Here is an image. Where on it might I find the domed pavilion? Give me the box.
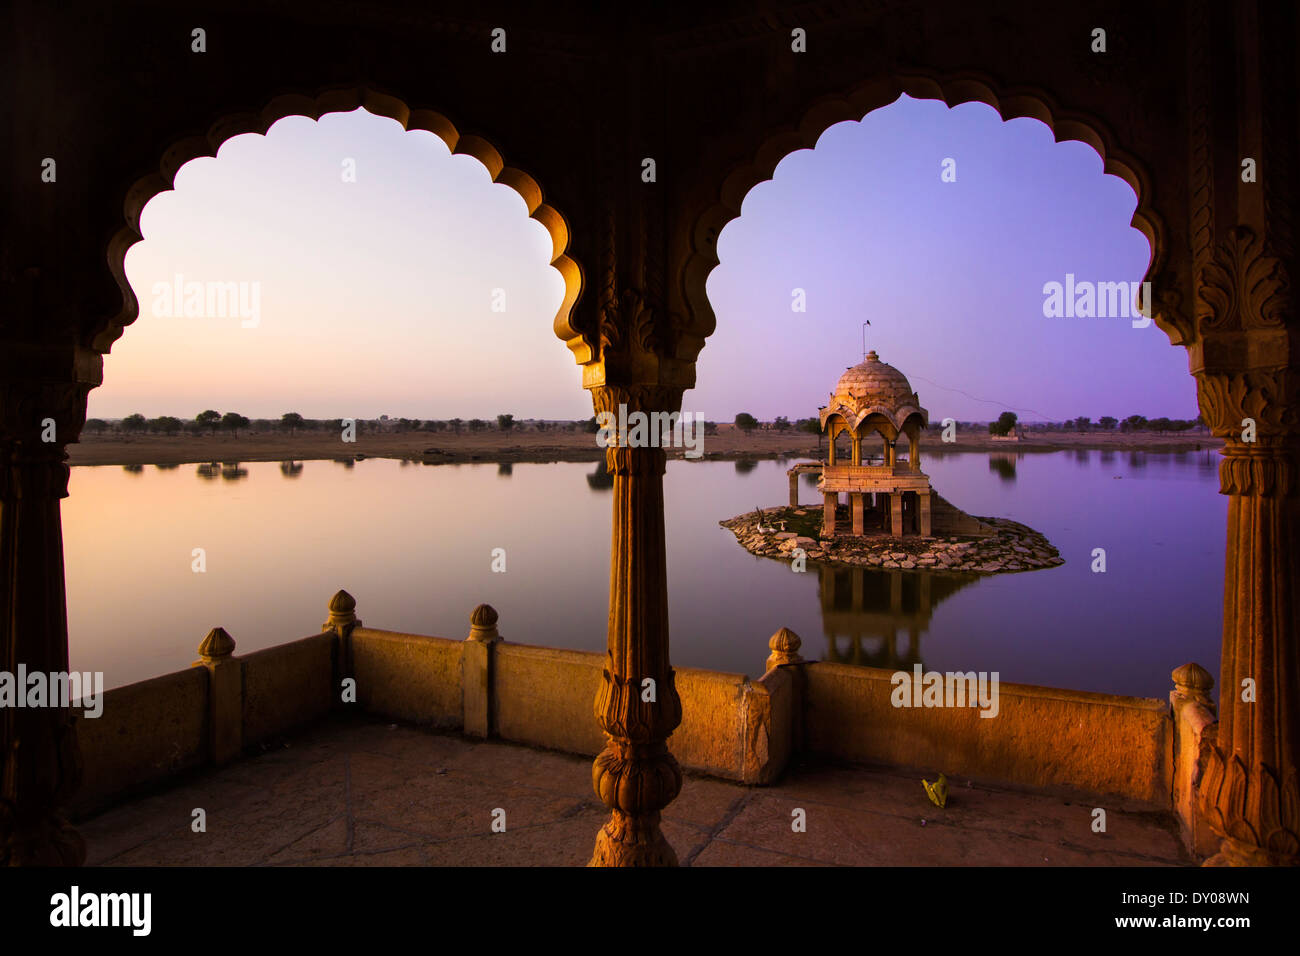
[818,350,933,537]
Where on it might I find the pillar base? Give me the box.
[1202,835,1299,867]
[1,814,86,867]
[589,810,679,867]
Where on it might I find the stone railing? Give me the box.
[824,463,924,480]
[68,589,1219,860]
[828,463,894,478]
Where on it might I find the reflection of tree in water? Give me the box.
[987,452,1018,483]
[816,564,977,670]
[196,461,220,480]
[154,463,179,471]
[123,464,143,474]
[280,460,304,478]
[735,458,758,475]
[1128,451,1146,470]
[333,457,355,469]
[1100,450,1116,465]
[220,461,248,481]
[498,462,513,477]
[586,458,614,490]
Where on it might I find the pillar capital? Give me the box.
[0,342,102,447]
[589,381,686,418]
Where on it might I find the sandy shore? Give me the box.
[66,427,1223,467]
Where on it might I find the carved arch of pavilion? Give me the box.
[97,86,585,359]
[679,71,1188,363]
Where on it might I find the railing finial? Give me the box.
[468,604,501,643]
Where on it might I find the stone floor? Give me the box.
[79,715,1195,866]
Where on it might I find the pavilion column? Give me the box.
[851,434,861,466]
[587,385,683,867]
[823,492,837,536]
[0,360,96,866]
[851,493,864,534]
[1183,1,1300,865]
[919,491,932,537]
[1197,437,1300,866]
[890,492,903,536]
[788,471,798,507]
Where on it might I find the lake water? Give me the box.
[63,450,1226,700]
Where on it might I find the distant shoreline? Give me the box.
[66,428,1224,467]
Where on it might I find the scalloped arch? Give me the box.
[681,71,1179,364]
[95,86,584,359]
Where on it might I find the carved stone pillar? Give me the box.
[1196,427,1300,865]
[851,493,864,535]
[0,355,98,866]
[1182,0,1300,865]
[588,386,683,867]
[822,492,837,536]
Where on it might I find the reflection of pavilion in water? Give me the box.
[817,563,977,669]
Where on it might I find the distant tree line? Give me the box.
[1042,414,1205,433]
[80,410,1207,439]
[82,412,614,437]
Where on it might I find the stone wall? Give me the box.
[72,667,208,818]
[71,630,336,817]
[805,662,1172,804]
[70,598,1210,853]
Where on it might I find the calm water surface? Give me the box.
[63,450,1226,699]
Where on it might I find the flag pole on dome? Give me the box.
[862,320,871,360]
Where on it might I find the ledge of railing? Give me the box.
[72,591,1186,843]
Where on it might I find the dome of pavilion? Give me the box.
[819,350,928,432]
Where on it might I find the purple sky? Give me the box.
[95,96,1196,423]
